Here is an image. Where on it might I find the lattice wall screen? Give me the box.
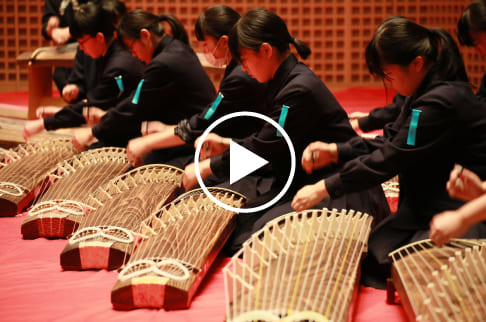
[0,0,483,91]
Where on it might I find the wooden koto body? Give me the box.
[21,148,131,239]
[111,188,247,310]
[0,138,75,217]
[388,239,486,321]
[60,164,184,271]
[224,208,373,322]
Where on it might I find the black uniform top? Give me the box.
[358,94,405,132]
[64,47,101,103]
[210,54,357,191]
[174,59,268,144]
[92,36,216,146]
[326,69,486,229]
[476,72,486,104]
[44,41,144,131]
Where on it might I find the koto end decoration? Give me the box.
[111,187,247,310]
[60,164,184,271]
[21,147,131,239]
[0,138,75,217]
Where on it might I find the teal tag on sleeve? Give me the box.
[115,75,124,92]
[204,92,224,120]
[406,108,421,146]
[131,79,144,104]
[276,105,289,137]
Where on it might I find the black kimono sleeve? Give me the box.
[91,63,176,143]
[326,96,457,198]
[176,65,266,143]
[65,47,90,101]
[358,94,405,132]
[44,45,143,131]
[209,83,323,180]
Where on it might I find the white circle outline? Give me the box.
[194,111,296,213]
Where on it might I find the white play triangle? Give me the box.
[229,140,269,185]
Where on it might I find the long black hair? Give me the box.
[228,8,311,62]
[69,0,126,40]
[458,0,486,46]
[194,5,240,41]
[365,16,468,83]
[117,10,188,46]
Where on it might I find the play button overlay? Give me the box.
[229,140,268,184]
[194,111,295,214]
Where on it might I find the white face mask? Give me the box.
[203,38,227,67]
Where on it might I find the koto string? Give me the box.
[33,148,128,204]
[134,190,242,278]
[116,188,245,304]
[390,239,486,321]
[28,148,130,220]
[0,139,74,202]
[0,145,64,194]
[69,165,183,261]
[224,208,372,321]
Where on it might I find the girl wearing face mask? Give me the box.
[182,8,390,255]
[71,9,216,152]
[125,5,268,169]
[23,0,144,140]
[291,16,486,288]
[458,0,486,102]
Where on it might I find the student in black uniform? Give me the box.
[458,0,486,102]
[40,0,127,108]
[42,0,84,92]
[182,8,390,254]
[23,0,143,140]
[71,10,216,152]
[125,5,267,169]
[291,16,486,288]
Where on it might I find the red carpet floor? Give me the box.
[0,88,406,321]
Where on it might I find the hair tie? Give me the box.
[290,37,296,44]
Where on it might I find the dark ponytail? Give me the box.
[194,5,240,41]
[117,10,188,46]
[229,8,311,62]
[365,16,468,83]
[159,14,189,45]
[457,0,486,46]
[290,37,311,59]
[429,28,469,82]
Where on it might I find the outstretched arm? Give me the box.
[194,133,231,160]
[447,165,486,202]
[182,158,213,191]
[126,125,179,167]
[301,142,338,174]
[291,179,329,211]
[430,193,486,246]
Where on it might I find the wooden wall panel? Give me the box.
[0,0,482,92]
